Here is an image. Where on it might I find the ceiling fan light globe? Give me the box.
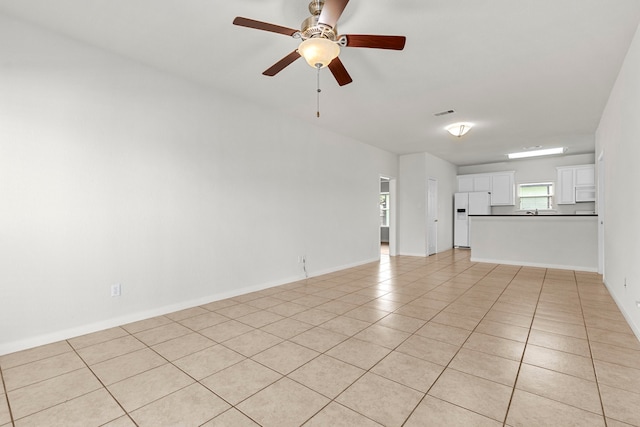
[298,38,340,68]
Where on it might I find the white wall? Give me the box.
[426,153,458,252]
[458,153,596,214]
[0,15,398,354]
[398,154,427,256]
[398,153,457,256]
[596,23,640,338]
[470,216,598,271]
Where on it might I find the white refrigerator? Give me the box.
[454,192,491,248]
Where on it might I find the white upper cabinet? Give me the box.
[556,167,576,204]
[457,171,515,206]
[458,176,475,192]
[575,165,595,186]
[490,173,515,206]
[556,164,595,204]
[474,175,492,192]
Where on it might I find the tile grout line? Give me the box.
[88,325,249,426]
[67,337,142,427]
[237,254,494,426]
[128,279,376,426]
[315,257,501,427]
[433,264,541,426]
[500,266,547,427]
[0,362,16,427]
[236,261,438,426]
[574,270,610,426]
[506,271,613,423]
[201,257,426,427]
[399,262,523,426]
[289,262,613,426]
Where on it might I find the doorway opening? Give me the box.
[380,176,397,257]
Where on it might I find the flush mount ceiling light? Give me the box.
[508,147,566,159]
[446,122,473,137]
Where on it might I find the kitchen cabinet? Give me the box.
[458,175,490,192]
[490,173,515,206]
[457,171,515,206]
[575,165,595,186]
[458,176,475,192]
[556,164,595,204]
[556,167,576,204]
[474,175,492,192]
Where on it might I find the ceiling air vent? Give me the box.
[434,109,456,117]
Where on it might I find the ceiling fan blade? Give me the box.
[233,17,298,37]
[328,57,353,86]
[318,0,349,29]
[263,51,301,76]
[344,34,406,50]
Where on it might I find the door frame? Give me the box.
[426,177,438,256]
[379,175,397,257]
[597,151,605,275]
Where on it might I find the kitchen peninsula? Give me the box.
[469,214,598,272]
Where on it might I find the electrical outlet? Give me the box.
[636,301,640,309]
[111,284,121,297]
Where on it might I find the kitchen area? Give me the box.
[454,153,599,272]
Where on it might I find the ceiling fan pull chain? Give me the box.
[316,65,321,118]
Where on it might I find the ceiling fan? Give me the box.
[233,0,406,86]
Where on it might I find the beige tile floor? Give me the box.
[2,249,640,426]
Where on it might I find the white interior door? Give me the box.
[427,178,438,255]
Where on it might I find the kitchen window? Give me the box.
[519,182,553,210]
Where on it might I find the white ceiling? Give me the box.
[1,0,639,165]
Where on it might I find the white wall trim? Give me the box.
[389,177,398,257]
[470,256,598,273]
[0,275,294,356]
[0,256,380,356]
[603,280,640,342]
[309,257,381,277]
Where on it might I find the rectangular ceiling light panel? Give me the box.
[508,147,566,159]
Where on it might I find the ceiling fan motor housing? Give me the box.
[302,0,338,41]
[308,0,324,16]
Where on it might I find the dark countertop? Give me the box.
[469,214,598,217]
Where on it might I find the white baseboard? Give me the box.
[0,257,381,356]
[470,256,598,273]
[602,279,640,343]
[307,257,381,277]
[0,273,305,356]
